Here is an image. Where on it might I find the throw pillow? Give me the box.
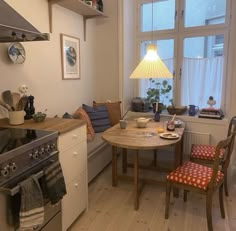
[93,101,121,126]
[82,104,111,133]
[72,107,95,141]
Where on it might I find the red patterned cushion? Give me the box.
[73,107,95,141]
[191,144,225,160]
[167,161,224,190]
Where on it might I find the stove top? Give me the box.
[0,127,59,186]
[0,127,56,155]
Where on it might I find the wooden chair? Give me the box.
[165,133,235,231]
[190,116,236,196]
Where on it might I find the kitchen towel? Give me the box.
[19,176,44,230]
[44,160,67,204]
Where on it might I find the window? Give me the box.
[137,0,230,109]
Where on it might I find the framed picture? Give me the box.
[61,34,80,80]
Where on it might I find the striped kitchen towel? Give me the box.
[44,161,67,204]
[19,176,44,230]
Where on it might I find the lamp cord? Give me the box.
[151,0,154,44]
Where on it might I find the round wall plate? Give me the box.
[8,42,26,64]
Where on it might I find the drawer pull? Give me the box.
[73,152,78,156]
[74,183,79,187]
[72,134,78,139]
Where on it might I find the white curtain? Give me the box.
[181,56,224,109]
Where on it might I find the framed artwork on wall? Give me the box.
[61,34,80,80]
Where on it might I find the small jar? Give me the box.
[167,121,175,131]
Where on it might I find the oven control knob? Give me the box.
[30,150,39,160]
[39,147,45,157]
[44,144,50,154]
[9,163,17,172]
[1,166,9,177]
[50,143,56,150]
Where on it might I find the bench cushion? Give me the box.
[83,104,111,133]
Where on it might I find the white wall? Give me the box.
[118,0,137,115]
[94,0,119,102]
[0,0,119,118]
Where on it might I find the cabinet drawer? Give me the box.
[59,125,86,152]
[62,171,88,231]
[60,141,87,183]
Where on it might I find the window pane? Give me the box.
[141,0,175,32]
[181,35,224,108]
[139,39,174,107]
[184,0,226,28]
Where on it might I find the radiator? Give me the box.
[183,131,211,156]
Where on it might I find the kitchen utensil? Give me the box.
[0,100,12,111]
[8,110,25,125]
[12,92,21,109]
[16,96,28,111]
[2,90,14,110]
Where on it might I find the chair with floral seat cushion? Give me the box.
[165,134,235,231]
[190,116,236,196]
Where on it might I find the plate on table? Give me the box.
[160,132,179,140]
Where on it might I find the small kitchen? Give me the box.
[1,0,236,231]
[0,0,117,230]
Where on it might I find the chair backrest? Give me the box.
[227,116,236,137]
[209,133,236,189]
[224,116,236,169]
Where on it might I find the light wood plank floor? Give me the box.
[69,157,236,231]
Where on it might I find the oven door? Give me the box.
[0,156,62,231]
[0,192,61,231]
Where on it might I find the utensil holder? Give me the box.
[8,111,25,125]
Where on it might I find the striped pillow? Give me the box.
[93,101,121,126]
[82,104,111,133]
[72,107,95,141]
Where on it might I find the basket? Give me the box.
[167,106,187,115]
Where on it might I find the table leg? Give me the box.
[122,148,127,173]
[173,139,182,197]
[134,150,139,210]
[112,146,118,186]
[153,149,157,167]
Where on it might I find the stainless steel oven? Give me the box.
[0,128,62,231]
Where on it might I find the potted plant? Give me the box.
[146,78,172,111]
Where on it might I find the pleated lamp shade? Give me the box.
[130,44,173,79]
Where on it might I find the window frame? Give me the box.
[136,0,231,109]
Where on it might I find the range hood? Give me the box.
[0,0,49,43]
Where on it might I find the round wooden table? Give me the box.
[102,119,185,210]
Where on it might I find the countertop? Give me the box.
[0,117,85,134]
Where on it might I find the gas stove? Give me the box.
[0,127,58,187]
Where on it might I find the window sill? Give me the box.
[126,110,228,126]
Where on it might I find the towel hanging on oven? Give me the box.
[19,175,44,230]
[43,160,67,204]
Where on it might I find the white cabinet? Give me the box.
[58,125,88,231]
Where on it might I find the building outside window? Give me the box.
[137,0,230,109]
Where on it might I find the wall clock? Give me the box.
[8,42,26,64]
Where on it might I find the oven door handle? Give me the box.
[0,170,44,196]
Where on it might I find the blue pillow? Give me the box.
[82,104,111,133]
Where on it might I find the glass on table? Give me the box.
[156,120,165,133]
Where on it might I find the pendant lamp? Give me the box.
[130,1,173,79]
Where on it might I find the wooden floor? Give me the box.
[69,157,236,231]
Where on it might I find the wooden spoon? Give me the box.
[12,92,21,110]
[0,100,12,111]
[2,90,14,111]
[16,96,28,111]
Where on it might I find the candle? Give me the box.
[155,102,158,112]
